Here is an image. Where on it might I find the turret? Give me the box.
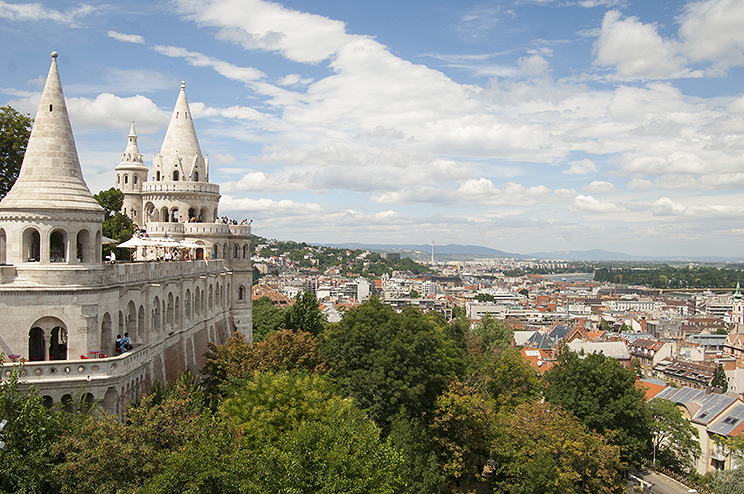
[115,121,148,225]
[0,52,104,270]
[152,82,207,183]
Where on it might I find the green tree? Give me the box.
[284,291,326,337]
[469,347,541,412]
[469,312,513,352]
[474,293,496,303]
[52,372,211,494]
[212,371,405,494]
[202,332,253,393]
[648,398,701,474]
[429,381,495,491]
[490,401,626,494]
[0,106,32,199]
[251,296,286,341]
[0,362,71,494]
[94,187,134,260]
[713,363,728,392]
[712,468,744,494]
[322,297,459,433]
[543,349,651,466]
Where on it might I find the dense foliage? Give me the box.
[252,235,432,276]
[594,265,744,288]
[6,298,692,493]
[251,291,327,342]
[94,187,135,260]
[543,349,651,466]
[0,105,32,200]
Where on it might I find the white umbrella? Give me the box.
[117,237,153,248]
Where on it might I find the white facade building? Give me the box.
[0,53,252,416]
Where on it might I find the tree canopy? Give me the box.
[94,187,134,259]
[491,401,626,494]
[648,398,701,474]
[322,297,460,434]
[0,106,32,200]
[543,349,651,466]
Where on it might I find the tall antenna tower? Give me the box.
[431,241,434,266]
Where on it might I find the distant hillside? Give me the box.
[323,243,528,258]
[321,243,744,263]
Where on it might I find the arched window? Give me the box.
[243,244,247,259]
[117,175,120,184]
[124,175,129,184]
[156,171,161,181]
[23,228,40,262]
[194,171,199,182]
[173,170,179,181]
[100,312,112,355]
[0,228,6,264]
[133,175,138,184]
[76,229,90,263]
[232,244,238,258]
[212,244,218,259]
[29,327,45,361]
[50,230,66,263]
[238,286,245,300]
[49,326,67,360]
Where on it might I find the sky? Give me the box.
[2,0,744,258]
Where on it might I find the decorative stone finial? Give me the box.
[51,51,58,59]
[180,81,185,89]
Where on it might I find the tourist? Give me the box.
[122,333,133,351]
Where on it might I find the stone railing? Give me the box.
[110,259,226,284]
[142,182,219,195]
[2,346,151,385]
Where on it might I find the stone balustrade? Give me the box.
[142,181,219,195]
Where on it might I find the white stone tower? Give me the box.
[0,52,104,281]
[141,82,219,226]
[114,121,148,225]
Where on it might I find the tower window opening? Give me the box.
[133,175,138,184]
[49,104,53,112]
[173,170,179,181]
[124,175,128,184]
[193,171,198,182]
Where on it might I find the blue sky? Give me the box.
[2,0,744,258]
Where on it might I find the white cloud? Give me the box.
[627,179,653,190]
[584,180,618,194]
[221,172,305,193]
[174,0,350,64]
[572,194,624,212]
[0,1,96,26]
[66,93,169,133]
[107,30,145,44]
[518,54,549,76]
[651,197,686,216]
[564,158,597,175]
[678,0,744,71]
[594,10,690,79]
[153,45,265,83]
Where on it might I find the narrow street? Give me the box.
[630,467,696,494]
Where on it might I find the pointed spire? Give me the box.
[735,281,742,300]
[159,81,204,168]
[0,52,102,212]
[117,120,145,167]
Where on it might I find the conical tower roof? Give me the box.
[115,121,147,171]
[158,82,205,173]
[0,52,103,213]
